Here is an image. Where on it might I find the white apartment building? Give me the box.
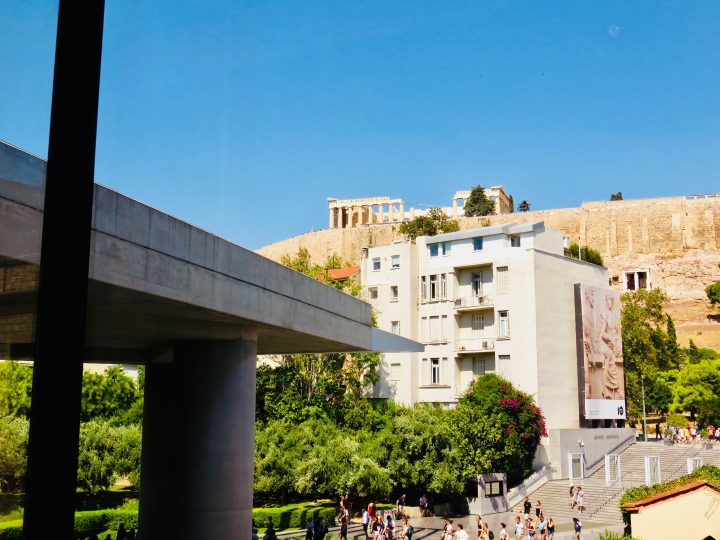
[361,222,613,434]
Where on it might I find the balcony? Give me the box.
[456,338,495,353]
[454,295,493,311]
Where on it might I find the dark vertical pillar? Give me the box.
[138,362,174,539]
[138,333,258,540]
[23,1,105,539]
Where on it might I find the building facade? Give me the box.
[361,222,617,435]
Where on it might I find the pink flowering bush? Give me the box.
[454,373,547,485]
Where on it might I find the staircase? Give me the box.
[512,440,720,525]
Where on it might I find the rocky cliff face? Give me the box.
[257,195,720,349]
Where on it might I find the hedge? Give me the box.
[252,505,337,531]
[0,509,139,539]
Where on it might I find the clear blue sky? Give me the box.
[2,1,719,249]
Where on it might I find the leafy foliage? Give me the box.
[517,200,531,212]
[463,186,495,217]
[454,374,546,485]
[705,280,720,305]
[0,416,29,492]
[671,359,720,417]
[568,243,604,266]
[76,420,142,493]
[0,362,32,417]
[81,366,139,423]
[398,208,459,240]
[610,192,624,201]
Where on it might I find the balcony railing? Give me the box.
[456,338,495,353]
[454,295,493,310]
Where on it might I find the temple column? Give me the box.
[452,199,458,218]
[329,208,335,229]
[399,203,404,222]
[343,207,350,228]
[389,204,395,223]
[379,205,385,223]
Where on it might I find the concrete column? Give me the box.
[399,203,404,222]
[138,333,258,540]
[389,204,395,223]
[452,199,458,218]
[329,208,335,229]
[138,362,174,540]
[410,207,415,220]
[378,204,385,223]
[343,207,350,228]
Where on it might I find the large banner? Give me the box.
[578,284,626,420]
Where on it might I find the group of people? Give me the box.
[659,422,717,445]
[511,498,558,539]
[361,501,414,540]
[567,487,586,514]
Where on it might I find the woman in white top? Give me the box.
[514,516,524,540]
[498,523,509,540]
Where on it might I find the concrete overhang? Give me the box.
[0,141,422,361]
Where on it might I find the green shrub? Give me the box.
[73,510,109,536]
[252,504,337,531]
[105,510,139,530]
[598,531,637,540]
[0,520,23,539]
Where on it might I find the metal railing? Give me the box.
[455,338,495,352]
[454,295,493,309]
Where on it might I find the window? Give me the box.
[421,276,427,301]
[429,274,438,300]
[440,273,447,300]
[441,315,448,340]
[605,454,621,484]
[510,235,521,247]
[429,316,440,341]
[389,363,401,381]
[472,314,484,333]
[484,480,504,498]
[391,321,400,335]
[496,266,509,293]
[473,237,483,251]
[428,243,439,257]
[472,272,483,297]
[368,287,378,299]
[391,255,400,269]
[624,269,650,291]
[498,311,510,337]
[688,457,702,474]
[390,285,398,300]
[570,453,584,480]
[473,357,495,376]
[442,242,450,255]
[498,355,510,377]
[372,257,381,271]
[431,358,441,384]
[421,317,428,341]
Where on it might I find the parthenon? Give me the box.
[327,197,406,229]
[328,186,513,229]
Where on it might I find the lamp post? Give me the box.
[641,373,648,442]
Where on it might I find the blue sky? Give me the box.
[2,1,719,249]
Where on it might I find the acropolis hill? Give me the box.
[257,193,720,350]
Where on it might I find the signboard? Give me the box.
[577,284,626,420]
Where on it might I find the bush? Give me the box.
[252,504,336,530]
[0,520,22,539]
[568,243,604,266]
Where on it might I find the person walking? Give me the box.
[340,517,349,540]
[527,518,536,538]
[306,519,315,540]
[498,523,509,540]
[535,500,542,519]
[572,518,582,540]
[576,487,585,514]
[546,518,555,540]
[537,516,546,540]
[522,497,532,523]
[569,486,577,509]
[362,509,370,539]
[514,516,524,540]
[455,523,469,540]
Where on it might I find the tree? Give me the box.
[508,194,515,213]
[398,208,459,240]
[706,280,720,307]
[517,200,531,212]
[0,415,29,492]
[610,192,624,201]
[81,366,138,422]
[454,374,547,485]
[568,243,604,266]
[76,420,120,493]
[672,360,720,418]
[463,186,495,217]
[621,289,679,422]
[0,361,33,417]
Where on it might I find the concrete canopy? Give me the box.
[0,141,422,361]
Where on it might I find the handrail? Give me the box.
[506,465,555,507]
[584,432,636,472]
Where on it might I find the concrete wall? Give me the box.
[544,427,635,479]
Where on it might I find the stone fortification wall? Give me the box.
[258,195,720,348]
